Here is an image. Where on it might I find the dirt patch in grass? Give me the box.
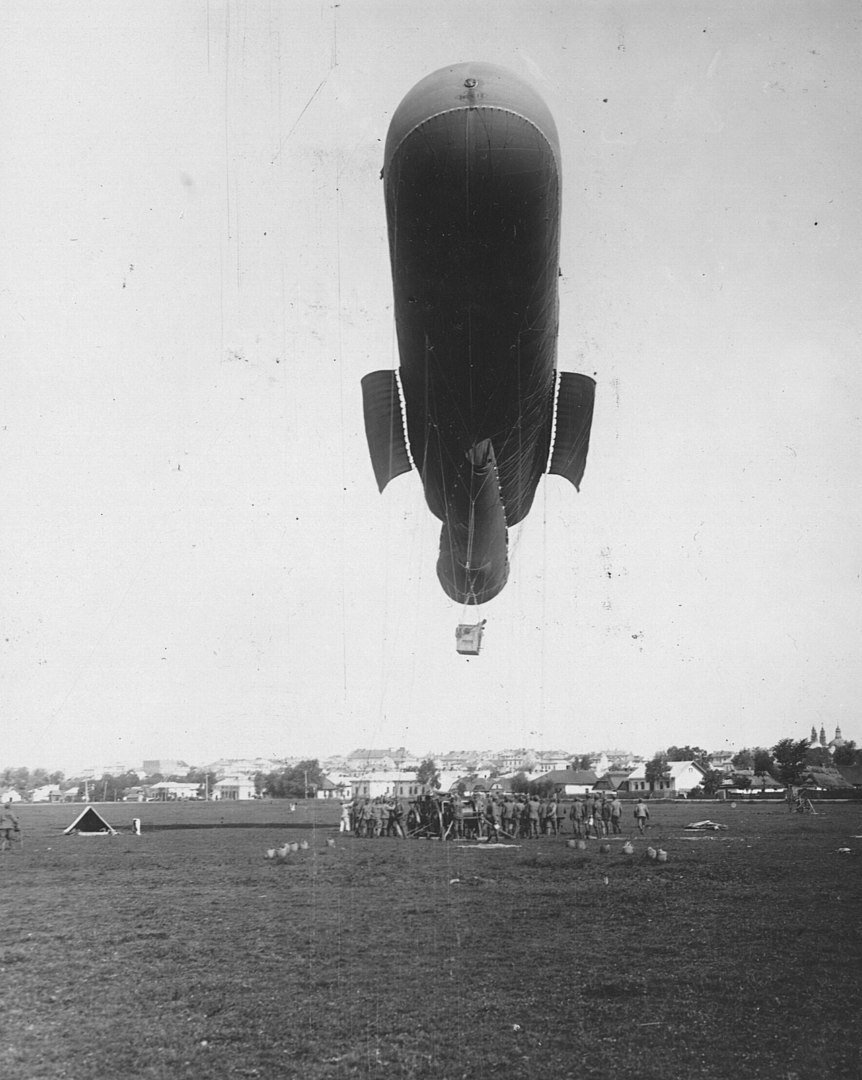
[2,801,861,1078]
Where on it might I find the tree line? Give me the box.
[0,766,65,795]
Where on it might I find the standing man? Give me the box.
[610,795,623,834]
[569,797,583,839]
[555,796,567,836]
[474,790,487,836]
[500,795,514,838]
[387,797,405,838]
[451,793,465,839]
[600,795,613,838]
[590,794,603,839]
[369,799,383,838]
[0,801,20,853]
[528,794,542,838]
[485,796,502,842]
[634,797,650,835]
[516,796,529,838]
[542,794,557,836]
[353,798,367,837]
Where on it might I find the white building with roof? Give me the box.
[316,775,355,800]
[30,784,64,803]
[351,769,463,801]
[352,772,424,800]
[149,781,201,800]
[625,760,706,795]
[212,776,257,800]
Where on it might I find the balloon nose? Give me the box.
[436,551,509,605]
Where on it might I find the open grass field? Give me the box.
[2,798,861,1080]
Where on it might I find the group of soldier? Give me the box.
[340,790,643,841]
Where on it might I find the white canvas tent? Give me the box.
[63,806,118,836]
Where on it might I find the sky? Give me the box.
[2,1,860,775]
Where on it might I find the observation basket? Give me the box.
[455,620,487,656]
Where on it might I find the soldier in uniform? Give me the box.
[387,797,405,837]
[634,797,650,835]
[600,795,612,837]
[555,796,567,836]
[484,796,502,842]
[353,798,367,837]
[450,794,464,838]
[528,794,541,838]
[503,796,515,837]
[542,795,557,836]
[569,796,582,839]
[0,801,20,852]
[609,794,623,834]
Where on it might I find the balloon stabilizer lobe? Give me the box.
[361,62,595,604]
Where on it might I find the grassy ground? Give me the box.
[2,799,861,1079]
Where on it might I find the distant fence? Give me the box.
[800,789,862,802]
[626,789,862,803]
[708,789,862,803]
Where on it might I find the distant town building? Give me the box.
[316,776,354,800]
[123,786,151,802]
[149,781,201,801]
[625,760,706,795]
[435,750,488,774]
[142,759,189,777]
[349,769,463,800]
[802,765,850,790]
[708,751,735,772]
[601,749,641,770]
[30,784,63,803]
[79,763,140,781]
[535,769,599,795]
[487,748,576,774]
[805,724,850,757]
[352,773,423,800]
[533,750,575,773]
[593,770,633,792]
[728,771,783,794]
[491,749,535,773]
[460,775,515,794]
[345,749,403,772]
[587,752,612,777]
[212,776,256,800]
[203,758,280,781]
